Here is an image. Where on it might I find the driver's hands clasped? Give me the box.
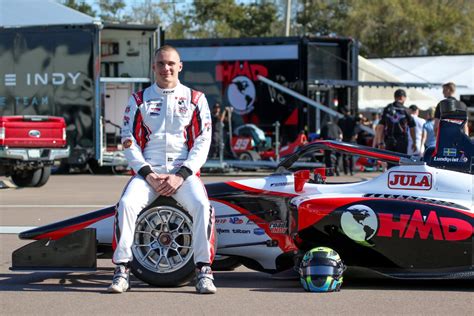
[145,173,163,192]
[146,173,184,196]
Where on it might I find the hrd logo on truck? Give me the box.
[216,61,268,115]
[2,72,81,86]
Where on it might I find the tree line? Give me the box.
[63,0,473,57]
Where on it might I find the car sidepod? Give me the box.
[291,168,473,279]
[206,176,299,273]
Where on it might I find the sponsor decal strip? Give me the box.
[210,198,297,252]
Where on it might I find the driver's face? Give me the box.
[153,49,182,89]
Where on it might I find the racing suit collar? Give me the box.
[153,81,180,95]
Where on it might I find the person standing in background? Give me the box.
[374,89,416,160]
[371,112,381,130]
[321,116,343,176]
[407,104,426,156]
[434,82,468,135]
[210,103,227,159]
[422,107,436,150]
[337,106,357,175]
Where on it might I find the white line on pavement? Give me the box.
[0,226,36,234]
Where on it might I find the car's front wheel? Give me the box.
[130,198,196,286]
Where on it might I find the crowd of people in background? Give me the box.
[208,82,468,173]
[372,82,468,162]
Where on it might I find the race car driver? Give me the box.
[108,45,216,294]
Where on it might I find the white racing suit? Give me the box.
[112,82,215,266]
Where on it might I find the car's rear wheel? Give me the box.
[130,197,196,286]
[11,168,42,187]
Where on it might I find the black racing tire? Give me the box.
[239,150,261,161]
[35,166,51,187]
[130,197,196,287]
[11,168,42,187]
[212,255,242,271]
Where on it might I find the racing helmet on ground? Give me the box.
[299,247,345,292]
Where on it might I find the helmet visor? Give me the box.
[302,265,341,277]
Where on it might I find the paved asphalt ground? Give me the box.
[0,171,472,315]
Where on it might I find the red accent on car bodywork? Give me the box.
[298,196,474,233]
[298,197,376,231]
[34,213,113,240]
[294,169,310,192]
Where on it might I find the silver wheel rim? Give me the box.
[132,205,193,274]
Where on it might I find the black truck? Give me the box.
[167,36,359,143]
[0,24,100,167]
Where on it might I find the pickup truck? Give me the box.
[0,116,69,187]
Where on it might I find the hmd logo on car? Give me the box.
[377,210,471,241]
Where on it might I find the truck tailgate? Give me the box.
[0,116,66,148]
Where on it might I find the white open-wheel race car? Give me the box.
[11,107,474,288]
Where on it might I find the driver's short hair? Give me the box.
[154,45,180,59]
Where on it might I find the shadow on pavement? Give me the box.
[211,270,473,293]
[0,269,472,293]
[0,268,194,294]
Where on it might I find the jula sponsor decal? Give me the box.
[388,171,432,190]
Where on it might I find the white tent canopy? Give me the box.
[361,55,474,111]
[0,0,98,28]
[358,56,438,111]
